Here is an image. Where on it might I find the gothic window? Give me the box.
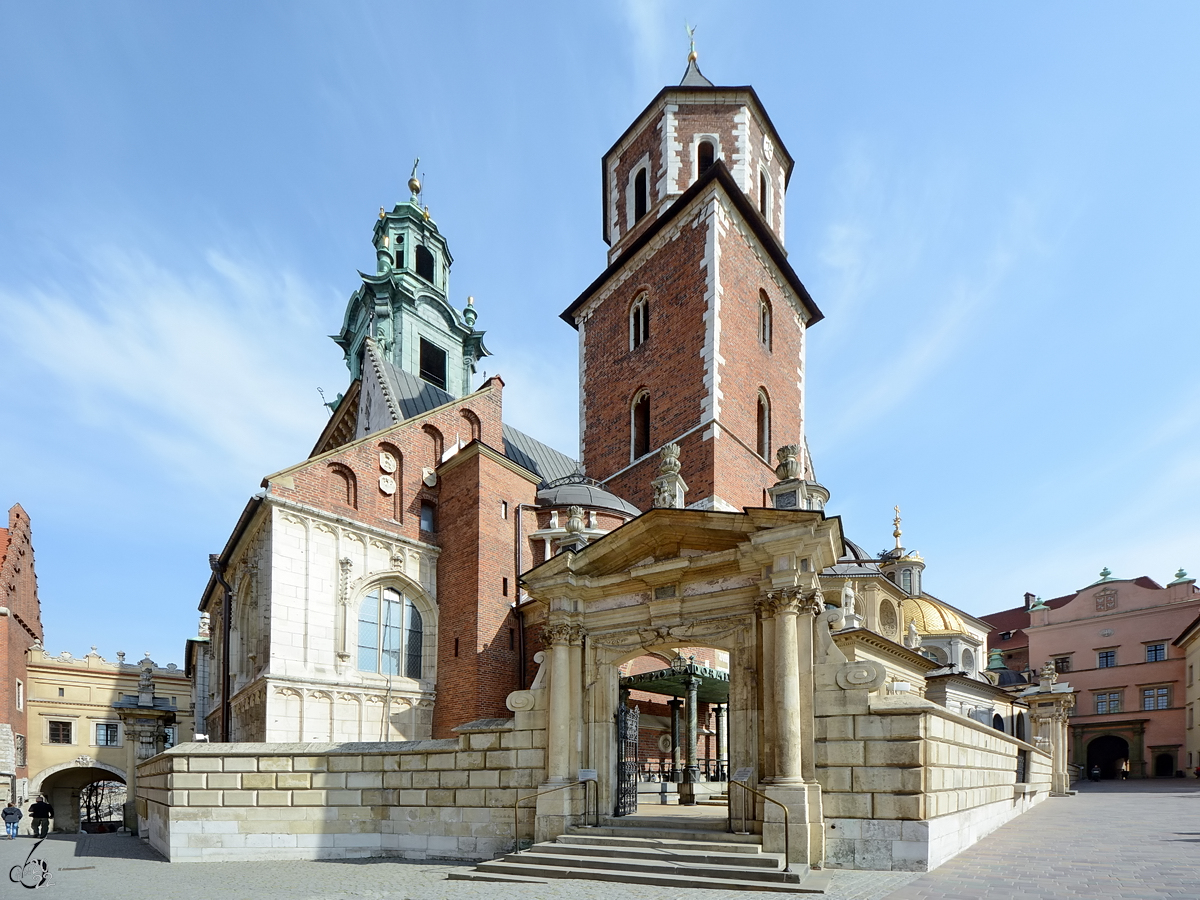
[631,390,651,460]
[415,245,435,282]
[759,291,772,350]
[630,294,650,349]
[756,390,770,460]
[15,679,22,711]
[901,568,913,594]
[419,338,447,389]
[357,587,423,679]
[698,140,715,175]
[634,168,648,222]
[329,464,357,508]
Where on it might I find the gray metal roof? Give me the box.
[377,355,456,421]
[679,58,714,87]
[536,481,641,517]
[502,424,579,486]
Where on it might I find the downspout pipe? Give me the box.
[209,554,233,742]
[514,503,540,690]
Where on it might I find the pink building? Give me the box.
[1023,569,1200,778]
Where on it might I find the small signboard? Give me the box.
[578,769,598,782]
[731,767,754,783]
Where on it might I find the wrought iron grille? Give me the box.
[615,703,640,816]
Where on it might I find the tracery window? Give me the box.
[357,587,423,679]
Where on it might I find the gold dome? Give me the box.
[900,596,965,636]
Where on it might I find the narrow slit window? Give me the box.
[630,295,649,349]
[632,391,651,459]
[759,171,769,219]
[698,140,714,175]
[756,391,770,459]
[634,168,648,222]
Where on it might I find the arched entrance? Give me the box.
[1086,734,1129,780]
[30,760,127,834]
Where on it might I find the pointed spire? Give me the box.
[679,23,713,86]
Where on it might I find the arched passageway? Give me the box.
[31,763,127,833]
[1087,734,1130,780]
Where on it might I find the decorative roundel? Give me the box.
[762,135,774,162]
[379,475,397,495]
[379,451,398,474]
[1100,629,1114,638]
[657,734,673,753]
[835,660,887,691]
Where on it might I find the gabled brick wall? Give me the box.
[0,504,43,785]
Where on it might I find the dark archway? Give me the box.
[992,713,1005,732]
[1015,712,1027,742]
[1087,734,1130,780]
[1155,752,1174,777]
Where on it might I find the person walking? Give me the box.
[1,802,21,839]
[27,796,52,838]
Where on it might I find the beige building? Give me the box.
[1174,611,1200,774]
[26,644,193,832]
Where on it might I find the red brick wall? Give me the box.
[0,504,43,782]
[433,449,539,737]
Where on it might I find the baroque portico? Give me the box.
[521,506,842,863]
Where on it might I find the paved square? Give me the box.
[0,781,1194,900]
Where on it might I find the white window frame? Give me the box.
[758,165,773,224]
[15,679,22,712]
[93,721,121,748]
[624,152,651,229]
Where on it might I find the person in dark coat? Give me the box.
[27,797,52,838]
[1,802,22,839]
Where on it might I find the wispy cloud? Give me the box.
[0,247,346,488]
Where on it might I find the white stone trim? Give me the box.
[700,198,725,426]
[732,106,750,192]
[689,133,723,187]
[659,103,680,200]
[607,154,621,244]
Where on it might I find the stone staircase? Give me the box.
[449,815,830,893]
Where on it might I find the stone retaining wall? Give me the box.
[137,714,546,861]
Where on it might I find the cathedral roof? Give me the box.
[374,352,457,421]
[501,424,579,488]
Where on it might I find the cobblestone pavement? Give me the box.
[2,782,1193,900]
[882,780,1200,900]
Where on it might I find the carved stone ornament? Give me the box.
[379,451,397,474]
[565,506,584,535]
[835,660,888,691]
[763,134,774,162]
[379,474,397,495]
[658,442,682,476]
[1039,660,1058,686]
[543,623,575,645]
[774,444,802,482]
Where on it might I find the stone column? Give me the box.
[544,623,574,783]
[771,591,804,784]
[758,604,777,781]
[668,698,683,784]
[567,626,584,779]
[714,703,727,781]
[680,675,701,805]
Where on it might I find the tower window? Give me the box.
[415,245,435,282]
[419,338,447,389]
[631,391,650,460]
[698,140,714,175]
[902,568,913,594]
[630,295,650,349]
[634,168,648,222]
[420,501,437,533]
[759,291,772,350]
[394,235,404,268]
[756,390,770,460]
[759,170,770,221]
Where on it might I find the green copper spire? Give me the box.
[332,172,489,396]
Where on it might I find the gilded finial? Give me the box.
[379,206,386,220]
[686,22,698,61]
[423,206,430,222]
[893,505,902,549]
[408,157,421,198]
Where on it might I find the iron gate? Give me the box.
[615,703,640,816]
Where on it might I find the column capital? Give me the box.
[544,622,574,645]
[761,589,824,618]
[568,624,587,645]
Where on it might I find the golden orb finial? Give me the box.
[686,22,698,62]
[379,206,386,219]
[408,175,421,195]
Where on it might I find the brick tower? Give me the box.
[562,54,824,512]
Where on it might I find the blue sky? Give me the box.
[2,2,1198,664]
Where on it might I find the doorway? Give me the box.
[1086,734,1130,780]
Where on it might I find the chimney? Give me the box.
[1024,592,1037,610]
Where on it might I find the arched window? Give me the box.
[329,463,357,508]
[422,424,444,465]
[992,713,1005,732]
[415,245,435,282]
[698,140,714,175]
[357,587,423,679]
[460,409,481,442]
[630,294,649,349]
[901,568,913,594]
[756,390,770,460]
[1015,713,1027,741]
[759,170,770,221]
[759,291,772,350]
[634,168,648,222]
[631,390,650,460]
[962,648,975,673]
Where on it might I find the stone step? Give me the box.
[542,839,780,868]
[599,814,730,831]
[571,824,762,844]
[452,858,830,893]
[562,832,764,854]
[483,849,804,885]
